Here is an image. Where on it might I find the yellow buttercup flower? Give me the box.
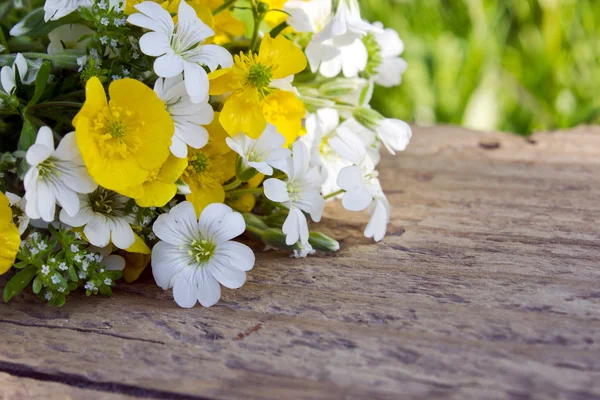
[183,113,236,216]
[262,0,289,27]
[208,34,307,141]
[73,77,174,196]
[0,193,20,275]
[122,154,188,208]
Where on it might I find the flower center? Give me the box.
[109,120,127,138]
[88,188,119,216]
[188,239,216,264]
[37,158,59,178]
[362,33,383,78]
[286,181,301,203]
[247,62,273,91]
[246,148,264,162]
[188,151,210,174]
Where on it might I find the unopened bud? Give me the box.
[353,106,383,131]
[261,228,299,251]
[319,78,367,98]
[309,231,339,252]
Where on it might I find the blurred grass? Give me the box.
[361,0,600,135]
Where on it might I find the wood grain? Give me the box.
[1,125,599,400]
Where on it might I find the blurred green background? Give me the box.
[361,0,600,136]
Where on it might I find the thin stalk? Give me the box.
[249,4,263,52]
[29,101,83,111]
[226,187,263,198]
[222,178,242,191]
[213,0,237,15]
[324,189,344,199]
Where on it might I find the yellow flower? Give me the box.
[0,193,20,275]
[208,34,307,141]
[183,113,236,216]
[73,77,174,196]
[262,0,289,27]
[122,154,188,208]
[121,251,152,283]
[227,173,264,212]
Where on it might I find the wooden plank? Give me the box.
[1,125,599,399]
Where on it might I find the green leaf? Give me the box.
[32,276,42,294]
[28,61,52,106]
[11,8,81,38]
[18,117,38,152]
[54,295,66,307]
[68,264,78,282]
[3,265,37,303]
[99,285,112,296]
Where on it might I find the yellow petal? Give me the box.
[135,181,177,208]
[205,112,233,154]
[126,232,151,254]
[73,77,108,127]
[186,179,225,217]
[157,153,188,182]
[258,34,307,79]
[208,68,234,95]
[263,90,306,144]
[220,91,266,138]
[0,193,20,275]
[121,252,151,283]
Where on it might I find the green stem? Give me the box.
[269,21,288,38]
[249,5,263,52]
[213,0,237,15]
[226,187,263,198]
[29,101,83,111]
[324,189,344,200]
[222,178,242,191]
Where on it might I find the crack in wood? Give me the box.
[0,360,214,400]
[0,319,166,345]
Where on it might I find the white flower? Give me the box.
[41,265,50,275]
[43,0,93,22]
[374,118,412,155]
[151,202,255,308]
[44,291,53,300]
[154,75,214,158]
[368,22,407,87]
[84,281,96,291]
[59,188,136,250]
[305,0,375,78]
[128,1,233,102]
[331,130,391,241]
[51,274,61,284]
[263,141,325,246]
[104,278,112,285]
[225,124,291,176]
[5,192,30,234]
[47,24,94,54]
[293,242,315,259]
[284,0,332,33]
[301,108,349,196]
[0,53,27,95]
[24,127,98,223]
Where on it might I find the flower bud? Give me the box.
[257,2,269,14]
[309,232,340,252]
[353,106,383,131]
[319,77,368,98]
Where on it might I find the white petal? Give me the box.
[131,2,174,36]
[154,53,184,78]
[329,127,366,165]
[84,216,111,247]
[190,45,233,71]
[319,55,342,78]
[292,141,310,177]
[376,27,404,58]
[183,62,209,102]
[110,219,135,250]
[153,201,197,245]
[214,241,255,272]
[0,66,15,94]
[282,206,308,245]
[55,187,80,217]
[263,178,290,203]
[377,119,412,154]
[54,132,79,161]
[139,32,170,57]
[170,135,189,158]
[59,205,93,227]
[26,144,53,166]
[208,258,247,289]
[374,57,407,88]
[199,203,245,243]
[173,268,199,308]
[151,241,188,289]
[61,165,98,194]
[14,53,28,82]
[341,40,368,78]
[336,165,365,192]
[196,269,221,307]
[364,199,389,242]
[36,126,55,148]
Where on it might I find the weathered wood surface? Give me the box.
[1,125,599,400]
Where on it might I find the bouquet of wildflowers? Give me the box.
[0,0,410,308]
